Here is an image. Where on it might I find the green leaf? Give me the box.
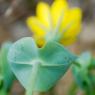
[0,42,14,91]
[8,37,76,94]
[72,52,92,89]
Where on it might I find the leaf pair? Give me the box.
[8,37,76,94]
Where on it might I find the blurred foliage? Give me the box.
[0,42,15,95]
[72,52,95,95]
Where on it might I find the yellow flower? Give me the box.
[27,0,82,46]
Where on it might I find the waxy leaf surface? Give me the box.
[8,37,76,92]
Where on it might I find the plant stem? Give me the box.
[26,63,40,95]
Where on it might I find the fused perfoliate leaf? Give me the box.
[8,37,76,94]
[0,42,14,91]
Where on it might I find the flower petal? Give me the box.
[51,0,68,27]
[34,35,45,47]
[60,37,77,46]
[60,22,81,46]
[36,2,51,28]
[61,8,82,38]
[27,16,46,38]
[63,22,81,39]
[27,16,46,47]
[70,8,82,21]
